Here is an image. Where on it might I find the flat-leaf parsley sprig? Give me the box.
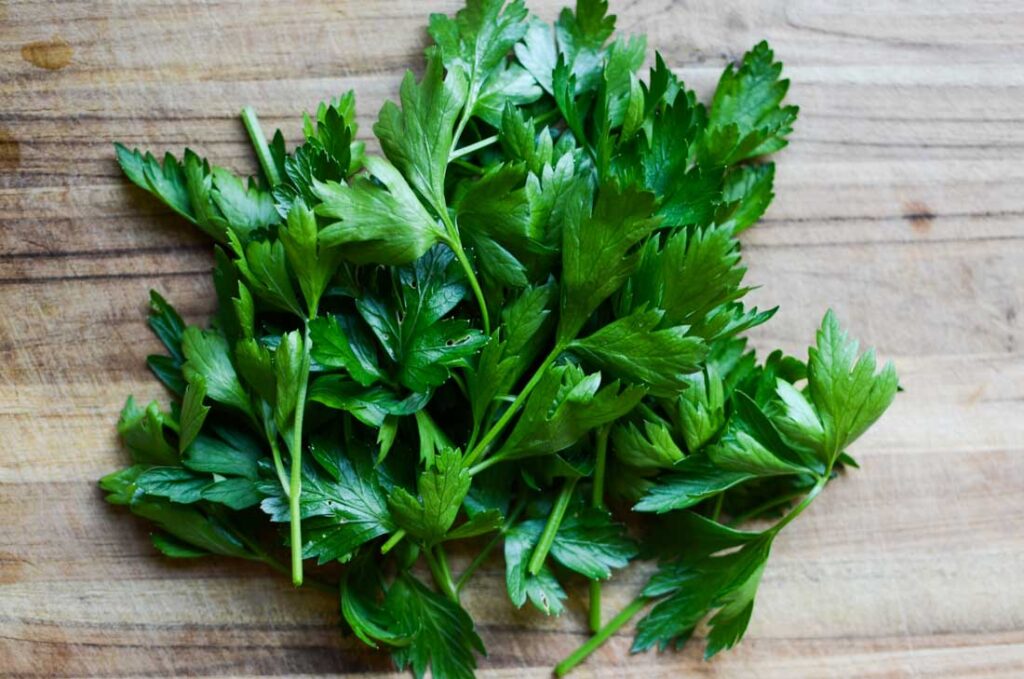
[101,1,897,677]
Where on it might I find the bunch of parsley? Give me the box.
[101,1,897,676]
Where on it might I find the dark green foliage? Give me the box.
[104,1,896,677]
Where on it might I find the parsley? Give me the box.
[102,1,897,676]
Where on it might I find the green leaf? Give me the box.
[504,519,567,615]
[136,467,209,504]
[228,232,303,316]
[559,181,661,341]
[356,246,488,393]
[279,199,339,315]
[466,280,557,427]
[315,156,446,265]
[451,162,537,285]
[341,558,417,649]
[181,327,253,418]
[549,508,636,580]
[499,104,555,175]
[495,364,645,462]
[261,440,395,564]
[621,225,748,336]
[117,397,178,466]
[703,41,799,164]
[235,338,276,405]
[114,144,195,227]
[708,429,809,477]
[428,0,537,125]
[387,573,485,679]
[308,376,430,427]
[445,508,503,541]
[200,477,261,510]
[611,418,684,470]
[130,495,253,560]
[472,62,542,127]
[676,367,727,452]
[100,465,145,505]
[374,49,467,216]
[183,430,262,480]
[570,308,707,397]
[634,535,772,654]
[150,532,209,558]
[717,163,775,234]
[773,378,826,452]
[147,290,186,362]
[633,455,754,514]
[209,167,279,236]
[177,378,209,453]
[388,448,470,545]
[273,330,305,430]
[808,310,898,464]
[309,314,383,387]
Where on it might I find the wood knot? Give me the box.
[903,201,935,233]
[21,36,73,71]
[0,129,20,171]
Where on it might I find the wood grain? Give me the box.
[2,0,1023,676]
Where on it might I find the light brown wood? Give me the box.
[2,0,1023,676]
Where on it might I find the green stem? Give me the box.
[451,157,485,175]
[534,107,562,127]
[711,493,725,523]
[288,325,311,587]
[555,596,649,677]
[240,106,282,187]
[728,490,803,527]
[266,427,290,496]
[588,581,603,634]
[455,498,527,592]
[380,529,406,555]
[441,227,491,336]
[450,134,499,161]
[588,426,610,632]
[591,426,609,509]
[424,545,459,603]
[767,475,828,536]
[463,344,564,469]
[528,477,578,576]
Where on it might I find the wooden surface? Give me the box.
[2,0,1023,676]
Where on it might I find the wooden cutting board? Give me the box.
[2,1,1023,676]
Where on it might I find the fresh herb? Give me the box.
[102,1,897,676]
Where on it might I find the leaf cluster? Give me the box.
[102,1,897,677]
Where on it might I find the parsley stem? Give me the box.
[591,426,609,509]
[449,134,499,161]
[440,225,491,336]
[588,581,602,634]
[451,157,485,175]
[589,425,610,632]
[728,489,804,527]
[767,474,828,536]
[380,529,406,555]
[463,343,564,469]
[266,428,290,497]
[288,324,312,587]
[240,106,282,187]
[528,476,578,576]
[455,498,526,592]
[554,596,649,677]
[424,545,459,603]
[711,493,725,523]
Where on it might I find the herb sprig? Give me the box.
[102,1,897,676]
